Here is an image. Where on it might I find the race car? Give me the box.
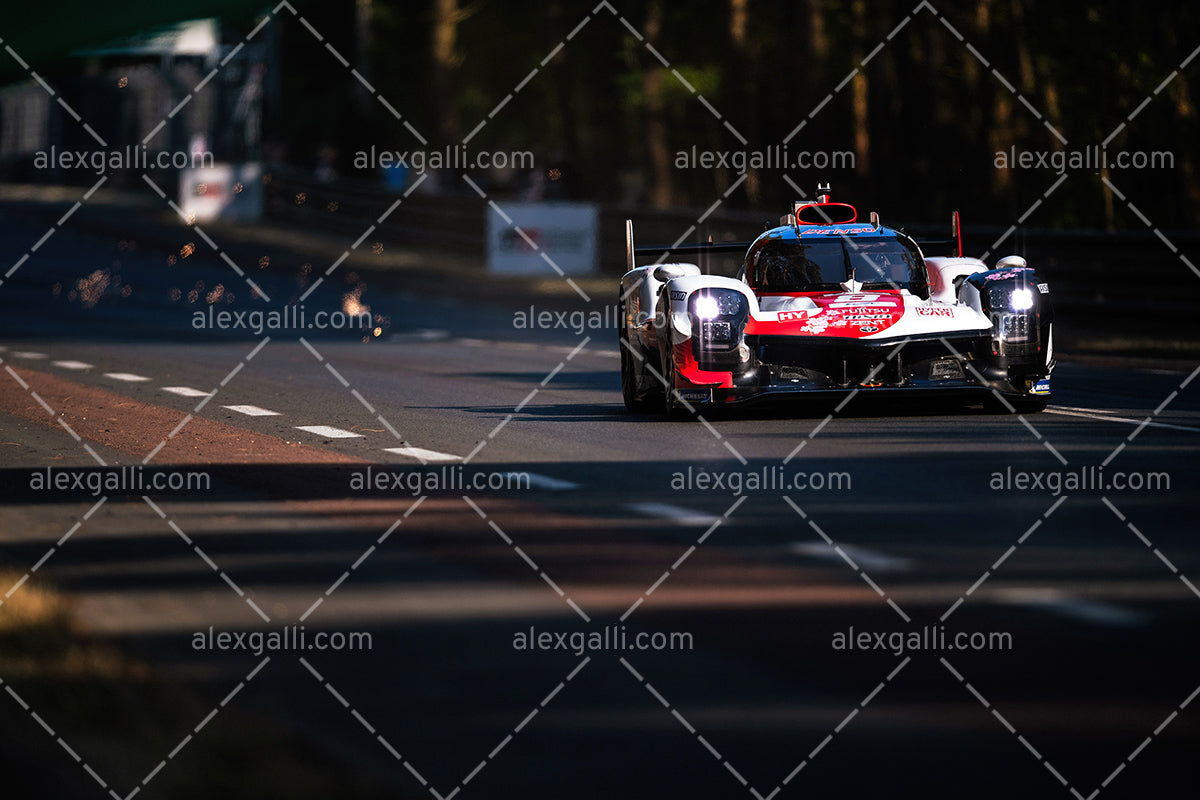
[618,184,1054,417]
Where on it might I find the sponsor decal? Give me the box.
[915,306,954,317]
[983,268,1030,281]
[676,389,711,402]
[670,290,687,301]
[778,310,807,322]
[1031,378,1051,395]
[846,314,890,320]
[859,326,879,333]
[799,226,877,236]
[1037,283,1050,293]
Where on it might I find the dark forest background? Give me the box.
[7,0,1200,228]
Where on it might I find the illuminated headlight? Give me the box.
[1010,288,1034,310]
[694,295,720,319]
[688,289,748,364]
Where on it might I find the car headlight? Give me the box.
[688,289,747,360]
[1009,288,1034,311]
[694,295,720,320]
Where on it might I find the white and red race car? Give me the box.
[619,185,1054,417]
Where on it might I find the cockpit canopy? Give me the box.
[747,233,928,295]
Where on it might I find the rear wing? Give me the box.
[912,211,962,257]
[625,219,751,271]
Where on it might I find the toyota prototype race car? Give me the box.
[619,184,1054,418]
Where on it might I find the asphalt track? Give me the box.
[1,200,1199,798]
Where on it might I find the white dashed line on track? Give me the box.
[162,386,214,398]
[992,587,1148,627]
[295,425,363,439]
[626,502,721,527]
[517,473,582,491]
[1044,407,1200,433]
[104,372,151,382]
[222,404,281,417]
[382,446,461,462]
[51,360,93,370]
[789,541,914,572]
[9,351,47,359]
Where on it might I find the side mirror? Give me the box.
[653,264,689,282]
[995,255,1027,270]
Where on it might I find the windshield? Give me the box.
[749,235,926,294]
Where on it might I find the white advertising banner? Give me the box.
[486,202,598,276]
[180,163,263,223]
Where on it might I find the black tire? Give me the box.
[619,300,652,412]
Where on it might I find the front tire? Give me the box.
[619,299,653,412]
